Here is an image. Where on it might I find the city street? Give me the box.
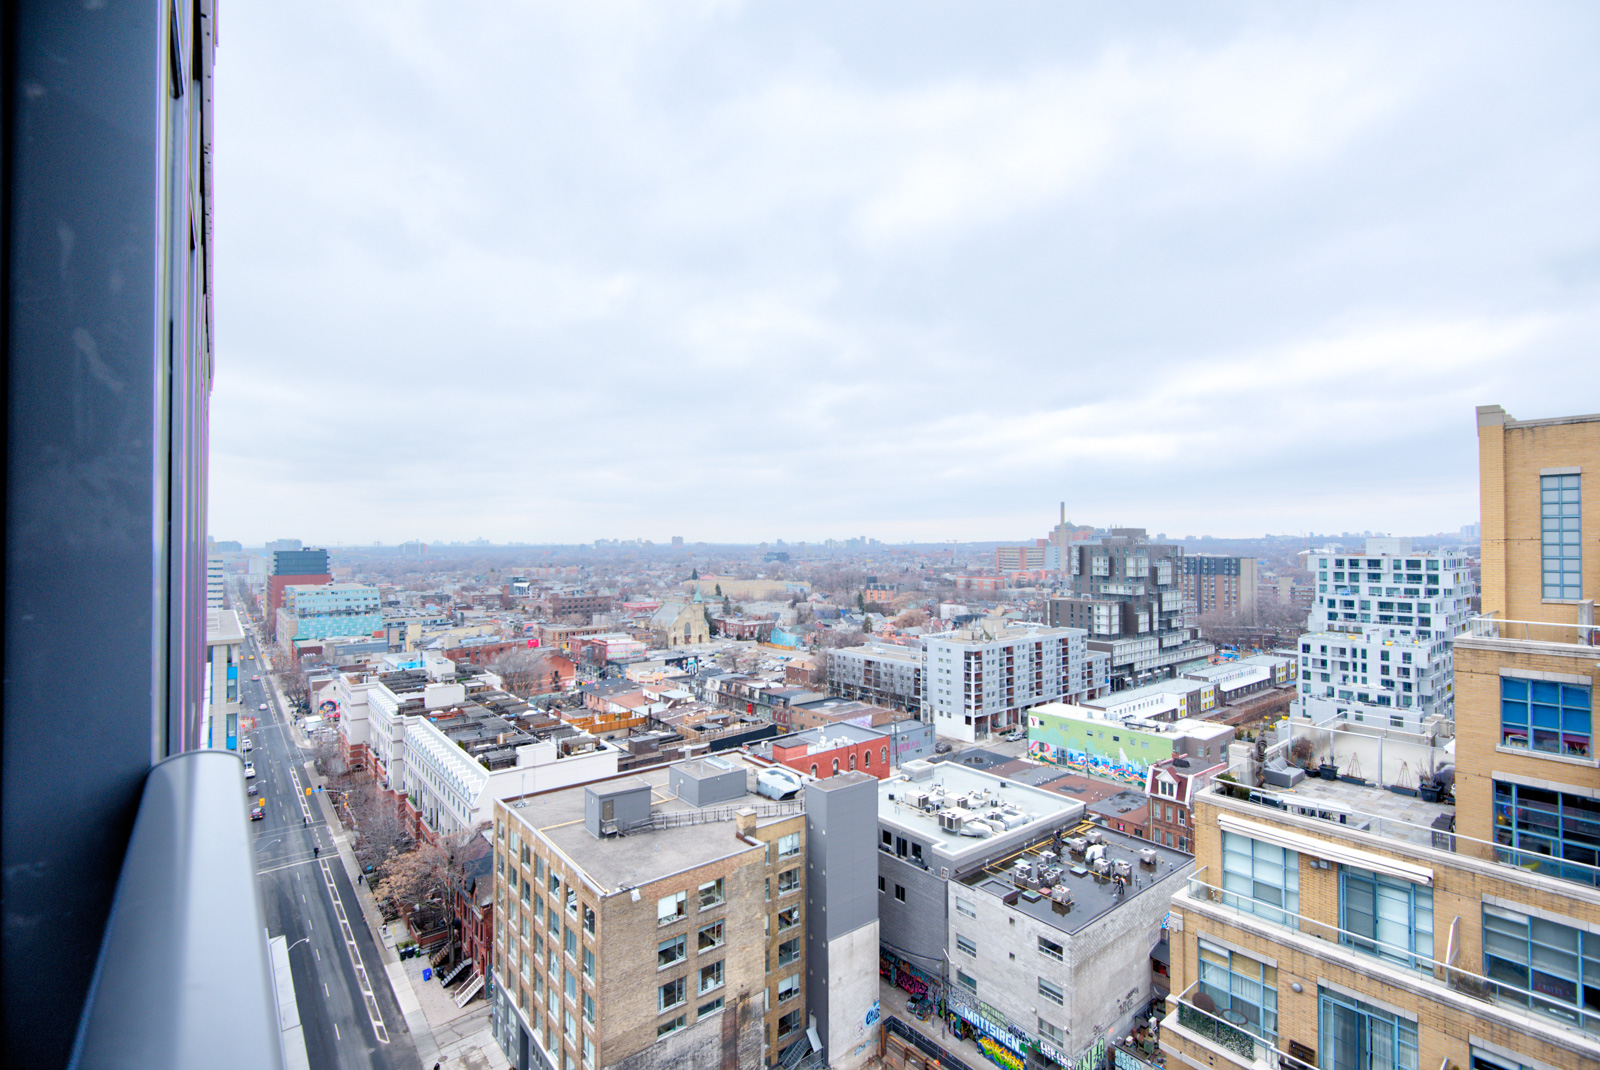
[242,623,422,1070]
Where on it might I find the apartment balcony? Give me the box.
[1465,611,1597,648]
[1173,867,1600,1057]
[1165,982,1273,1069]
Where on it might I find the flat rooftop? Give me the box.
[1211,776,1455,849]
[961,825,1191,934]
[505,755,802,894]
[880,762,1084,859]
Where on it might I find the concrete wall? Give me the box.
[876,851,949,975]
[805,773,879,1070]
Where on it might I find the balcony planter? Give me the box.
[1419,781,1442,803]
[1318,763,1339,781]
[1388,785,1419,797]
[1338,774,1368,786]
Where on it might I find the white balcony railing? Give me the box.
[1467,610,1597,647]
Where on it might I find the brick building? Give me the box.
[1160,405,1600,1070]
[771,723,893,780]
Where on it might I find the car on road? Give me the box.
[250,805,265,821]
[243,762,256,778]
[242,738,253,752]
[248,654,255,659]
[1003,730,1025,742]
[250,674,259,681]
[258,703,268,711]
[935,741,953,754]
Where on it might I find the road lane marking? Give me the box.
[316,856,389,1044]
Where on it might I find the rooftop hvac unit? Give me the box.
[1065,837,1088,855]
[1086,830,1106,846]
[911,792,930,810]
[960,820,995,838]
[1112,859,1132,879]
[1138,848,1158,866]
[1039,850,1058,866]
[938,809,965,833]
[1051,885,1073,908]
[1093,857,1112,876]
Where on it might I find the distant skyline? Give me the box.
[211,3,1598,545]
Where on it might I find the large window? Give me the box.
[1542,473,1583,600]
[1198,941,1277,1043]
[1221,832,1299,926]
[1318,990,1418,1070]
[1500,678,1592,757]
[1483,905,1600,1032]
[1493,781,1600,886]
[1340,868,1432,969]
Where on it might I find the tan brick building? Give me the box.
[1160,406,1600,1070]
[489,757,880,1070]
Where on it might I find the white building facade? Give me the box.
[1293,538,1476,731]
[923,623,1109,743]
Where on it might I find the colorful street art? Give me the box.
[1030,742,1149,786]
[977,1034,1024,1070]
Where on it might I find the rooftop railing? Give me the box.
[1203,779,1600,886]
[1467,610,1598,647]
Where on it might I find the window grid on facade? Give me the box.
[1500,677,1592,757]
[1221,832,1299,926]
[1318,990,1418,1070]
[1339,868,1432,969]
[1483,905,1600,1032]
[1542,473,1582,600]
[1492,780,1600,886]
[1198,940,1278,1043]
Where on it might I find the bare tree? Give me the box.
[350,784,409,874]
[488,646,555,697]
[893,608,929,629]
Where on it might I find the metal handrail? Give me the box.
[74,751,282,1069]
[1467,613,1598,646]
[1180,875,1600,1040]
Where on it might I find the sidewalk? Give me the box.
[307,761,509,1070]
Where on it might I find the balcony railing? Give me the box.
[1467,611,1598,646]
[1179,871,1600,1042]
[74,751,283,1069]
[1172,985,1262,1064]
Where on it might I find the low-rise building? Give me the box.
[771,724,892,780]
[923,622,1109,743]
[1024,702,1234,788]
[204,607,244,750]
[826,643,924,714]
[946,827,1192,1068]
[875,761,1091,997]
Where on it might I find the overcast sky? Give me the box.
[210,2,1600,546]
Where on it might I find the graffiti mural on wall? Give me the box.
[1029,741,1148,786]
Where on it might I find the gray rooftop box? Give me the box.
[670,757,747,808]
[585,778,653,838]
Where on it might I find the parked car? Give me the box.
[250,805,265,821]
[243,762,256,778]
[1004,730,1025,742]
[242,738,253,752]
[907,995,935,1021]
[258,703,268,711]
[935,741,953,754]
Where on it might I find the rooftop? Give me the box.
[1206,775,1455,849]
[504,755,800,894]
[960,824,1192,935]
[879,761,1085,861]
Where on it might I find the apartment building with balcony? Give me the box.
[923,622,1110,743]
[1293,538,1476,733]
[491,758,880,1070]
[826,642,924,714]
[1050,530,1213,690]
[1161,406,1600,1070]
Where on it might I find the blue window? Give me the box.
[1198,940,1277,1043]
[1339,868,1432,968]
[1318,990,1418,1070]
[1220,832,1298,927]
[1542,474,1582,600]
[1493,781,1600,886]
[1500,678,1591,757]
[1482,905,1600,1033]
